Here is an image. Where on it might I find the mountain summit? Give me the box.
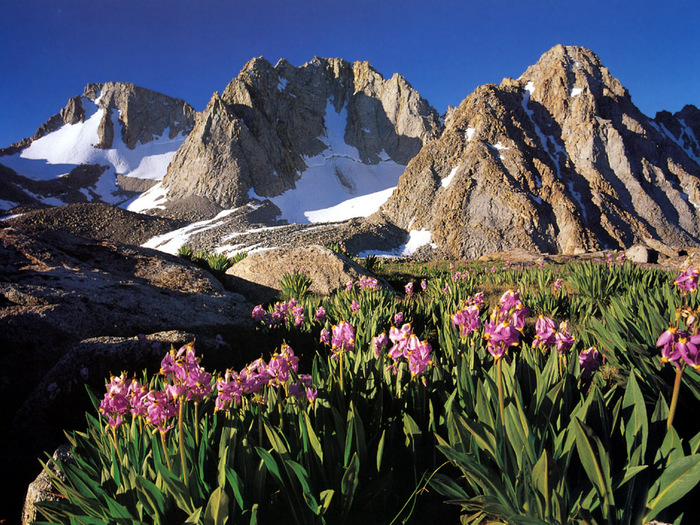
[0,83,195,210]
[377,45,700,256]
[148,57,441,222]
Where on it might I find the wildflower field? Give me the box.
[36,255,700,525]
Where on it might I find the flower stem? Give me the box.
[194,402,199,447]
[667,367,683,431]
[178,400,188,485]
[497,358,505,427]
[160,431,171,470]
[339,352,344,393]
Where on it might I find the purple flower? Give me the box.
[394,312,404,325]
[554,278,563,291]
[554,321,575,354]
[579,347,602,378]
[533,315,557,351]
[675,268,699,293]
[345,281,354,291]
[252,305,265,322]
[315,306,327,322]
[372,332,389,357]
[405,282,414,296]
[320,328,330,345]
[421,280,428,291]
[452,304,481,340]
[350,300,360,313]
[331,321,355,356]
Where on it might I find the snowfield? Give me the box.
[1,94,186,206]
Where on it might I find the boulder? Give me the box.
[626,244,659,264]
[0,225,255,523]
[225,244,391,304]
[21,444,74,525]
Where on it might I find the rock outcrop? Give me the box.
[225,244,392,304]
[376,45,700,257]
[160,57,441,213]
[0,224,256,523]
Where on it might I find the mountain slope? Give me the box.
[376,45,700,257]
[0,83,196,210]
[149,57,441,222]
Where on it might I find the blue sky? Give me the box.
[1,0,698,147]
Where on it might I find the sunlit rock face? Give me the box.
[161,57,441,221]
[376,45,700,258]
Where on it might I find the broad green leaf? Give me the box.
[341,452,360,515]
[573,418,612,518]
[303,412,324,462]
[225,468,246,510]
[203,485,230,525]
[645,454,700,522]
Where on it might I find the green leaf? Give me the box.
[303,412,324,463]
[225,468,246,510]
[341,452,360,515]
[184,507,203,524]
[645,454,700,522]
[285,459,319,514]
[203,486,230,525]
[319,489,334,516]
[255,447,284,485]
[573,418,613,517]
[429,472,470,501]
[621,372,648,464]
[376,429,386,472]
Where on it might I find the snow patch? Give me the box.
[126,182,168,212]
[267,99,405,223]
[359,228,436,258]
[570,87,582,97]
[441,166,458,189]
[1,96,186,204]
[277,78,288,91]
[0,199,19,211]
[142,208,240,254]
[525,81,535,94]
[466,128,476,141]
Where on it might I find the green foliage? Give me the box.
[280,270,314,300]
[37,257,700,525]
[177,245,247,275]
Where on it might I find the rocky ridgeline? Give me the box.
[160,56,441,211]
[376,45,700,258]
[0,82,197,210]
[1,82,196,156]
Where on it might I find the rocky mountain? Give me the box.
[376,45,700,258]
[143,57,441,222]
[0,82,196,211]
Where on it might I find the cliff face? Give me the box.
[377,45,700,257]
[161,57,441,209]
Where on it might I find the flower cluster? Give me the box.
[675,268,699,293]
[99,343,212,435]
[252,299,305,328]
[215,344,316,411]
[384,323,433,376]
[483,289,528,360]
[452,293,485,342]
[657,326,700,371]
[358,275,380,291]
[330,321,355,357]
[533,316,575,354]
[160,342,212,403]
